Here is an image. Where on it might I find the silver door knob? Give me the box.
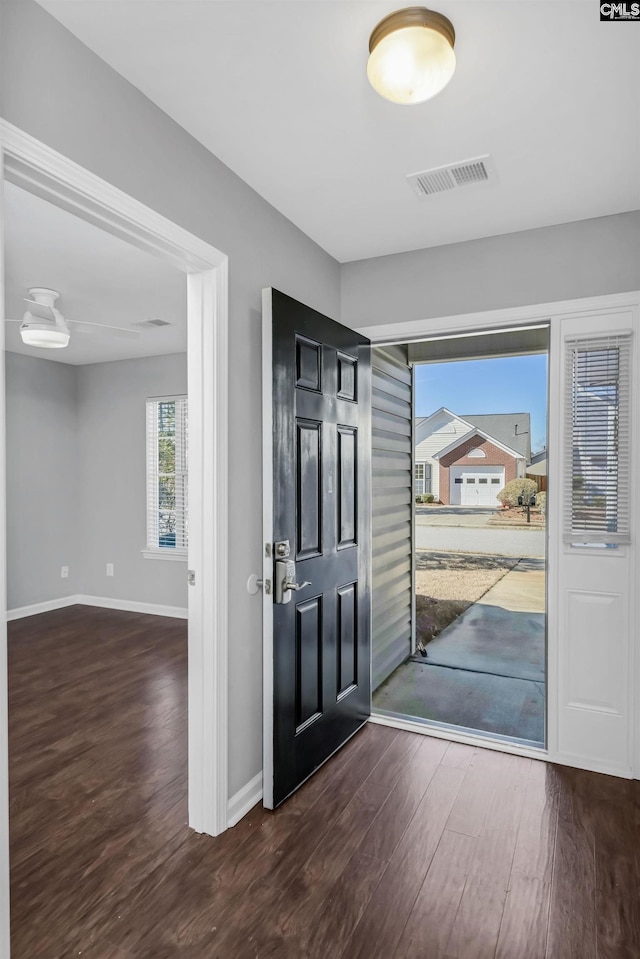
[284,580,312,592]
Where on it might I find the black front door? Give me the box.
[263,288,371,808]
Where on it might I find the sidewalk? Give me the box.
[415,506,498,528]
[416,505,545,531]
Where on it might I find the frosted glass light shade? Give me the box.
[367,7,456,105]
[20,320,69,348]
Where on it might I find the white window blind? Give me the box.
[564,333,631,546]
[146,395,188,553]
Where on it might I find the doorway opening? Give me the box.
[371,325,549,749]
[0,121,230,872]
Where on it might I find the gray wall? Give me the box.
[5,353,79,609]
[341,212,640,327]
[5,352,188,611]
[76,353,188,608]
[1,0,342,797]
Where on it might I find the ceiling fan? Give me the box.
[7,288,140,349]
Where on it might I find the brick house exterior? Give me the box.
[438,433,521,505]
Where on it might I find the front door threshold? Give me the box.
[369,708,547,760]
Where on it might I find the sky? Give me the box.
[414,353,548,453]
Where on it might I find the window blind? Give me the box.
[146,395,188,552]
[564,333,632,546]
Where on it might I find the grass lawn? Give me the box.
[415,549,519,646]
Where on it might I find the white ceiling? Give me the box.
[3,182,187,365]
[37,0,640,263]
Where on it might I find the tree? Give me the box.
[497,478,538,508]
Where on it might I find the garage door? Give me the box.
[450,466,505,506]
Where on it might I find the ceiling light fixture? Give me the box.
[367,6,456,105]
[19,289,69,348]
[19,316,70,349]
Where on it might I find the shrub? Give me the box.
[537,491,546,514]
[497,478,538,508]
[425,493,435,503]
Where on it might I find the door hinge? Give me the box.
[187,569,196,586]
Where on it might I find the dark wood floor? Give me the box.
[8,605,640,958]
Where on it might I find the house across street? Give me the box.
[414,407,534,506]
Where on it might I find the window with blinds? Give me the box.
[146,395,188,553]
[564,333,631,546]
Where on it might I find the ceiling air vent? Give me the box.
[407,155,495,198]
[136,318,172,328]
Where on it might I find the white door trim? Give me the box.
[0,120,229,952]
[356,289,640,779]
[356,291,640,344]
[261,289,275,809]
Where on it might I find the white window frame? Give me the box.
[144,394,189,561]
[414,461,431,495]
[563,333,632,547]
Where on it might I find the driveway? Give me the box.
[415,524,545,558]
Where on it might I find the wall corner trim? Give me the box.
[7,596,80,622]
[227,771,263,827]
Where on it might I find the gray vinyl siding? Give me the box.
[372,345,413,690]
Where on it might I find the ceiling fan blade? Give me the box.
[23,299,55,321]
[67,319,140,339]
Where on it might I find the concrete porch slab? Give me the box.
[373,663,545,743]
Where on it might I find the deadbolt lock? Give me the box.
[275,540,290,558]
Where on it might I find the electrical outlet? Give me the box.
[61,566,69,579]
[106,563,114,577]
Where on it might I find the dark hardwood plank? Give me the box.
[393,828,476,958]
[443,754,530,959]
[593,788,640,958]
[441,740,477,769]
[183,729,419,958]
[494,759,560,959]
[8,606,640,959]
[357,735,448,863]
[343,763,466,959]
[445,745,507,837]
[546,766,597,959]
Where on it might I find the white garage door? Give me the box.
[450,466,505,506]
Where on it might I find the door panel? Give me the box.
[549,307,637,777]
[263,288,371,808]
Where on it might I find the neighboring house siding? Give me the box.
[415,412,470,500]
[439,435,520,505]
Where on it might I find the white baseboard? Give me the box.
[76,595,188,619]
[6,595,80,621]
[7,594,188,621]
[227,771,263,827]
